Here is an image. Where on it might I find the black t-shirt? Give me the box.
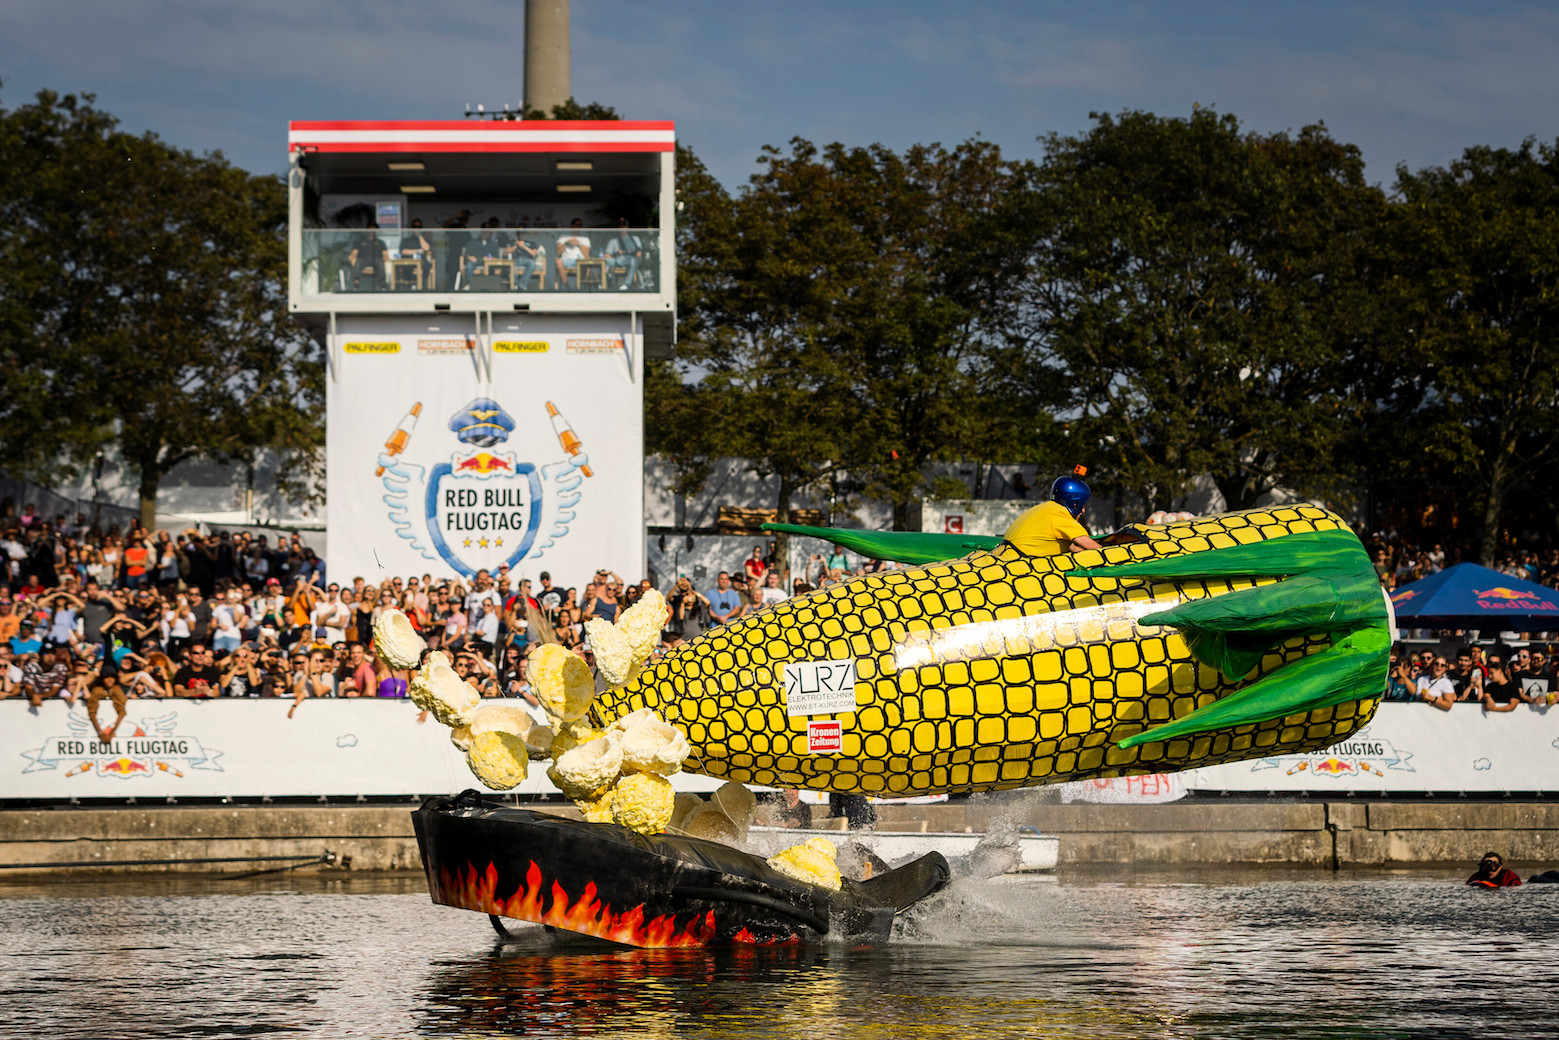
[174,664,222,697]
[537,588,566,613]
[1483,677,1520,703]
[81,601,112,642]
[190,602,212,642]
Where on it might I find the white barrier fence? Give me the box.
[1,699,721,801]
[1,700,1554,801]
[1057,702,1559,802]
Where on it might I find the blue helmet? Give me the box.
[1051,467,1090,518]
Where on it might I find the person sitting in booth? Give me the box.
[1003,466,1104,557]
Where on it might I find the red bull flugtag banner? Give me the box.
[326,315,644,584]
[2,701,1553,800]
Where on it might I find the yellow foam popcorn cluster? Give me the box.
[585,617,636,687]
[615,713,690,776]
[372,609,426,669]
[766,837,842,891]
[470,702,534,740]
[410,653,479,728]
[530,643,597,722]
[551,735,623,801]
[550,718,602,759]
[466,730,529,791]
[578,789,616,824]
[616,590,669,666]
[611,772,675,834]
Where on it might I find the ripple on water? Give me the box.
[1,871,1555,1038]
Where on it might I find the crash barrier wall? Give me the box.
[3,702,1550,803]
[0,699,723,801]
[2,800,1557,874]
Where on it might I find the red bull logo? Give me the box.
[1390,589,1417,604]
[1475,587,1536,601]
[454,453,514,475]
[99,758,151,776]
[1475,586,1557,611]
[1313,758,1356,776]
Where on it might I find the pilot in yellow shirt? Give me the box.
[1004,500,1091,556]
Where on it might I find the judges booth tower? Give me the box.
[286,120,674,584]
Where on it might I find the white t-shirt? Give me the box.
[312,599,350,644]
[1415,675,1456,700]
[466,588,501,627]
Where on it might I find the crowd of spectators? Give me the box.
[1362,525,1559,712]
[1363,528,1559,591]
[1387,643,1557,711]
[10,492,1556,737]
[0,502,880,742]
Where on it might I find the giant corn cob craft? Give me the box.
[593,506,1392,797]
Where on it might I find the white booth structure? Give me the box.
[287,119,675,584]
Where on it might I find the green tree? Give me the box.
[0,88,321,528]
[520,99,620,121]
[656,137,1042,569]
[1382,140,1559,564]
[1020,110,1387,514]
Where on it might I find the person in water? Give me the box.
[1003,466,1104,556]
[1466,851,1522,888]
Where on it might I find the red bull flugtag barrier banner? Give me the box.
[1182,700,1559,794]
[1,702,1553,800]
[326,314,644,584]
[1,700,722,800]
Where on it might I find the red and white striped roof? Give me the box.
[287,120,674,154]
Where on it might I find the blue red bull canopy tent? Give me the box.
[1389,562,1559,631]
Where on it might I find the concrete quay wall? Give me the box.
[3,799,1557,877]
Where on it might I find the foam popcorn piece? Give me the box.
[617,715,690,777]
[466,730,529,790]
[416,653,479,728]
[549,718,602,760]
[551,734,623,801]
[605,707,660,737]
[586,617,636,687]
[373,609,426,669]
[667,792,704,833]
[530,643,596,722]
[616,589,669,666]
[612,772,675,835]
[525,723,555,760]
[469,703,534,740]
[449,724,473,752]
[710,781,758,827]
[766,837,842,891]
[578,788,616,824]
[682,803,740,844]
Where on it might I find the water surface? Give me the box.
[1,868,1552,1038]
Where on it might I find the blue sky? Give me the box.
[3,0,1557,188]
